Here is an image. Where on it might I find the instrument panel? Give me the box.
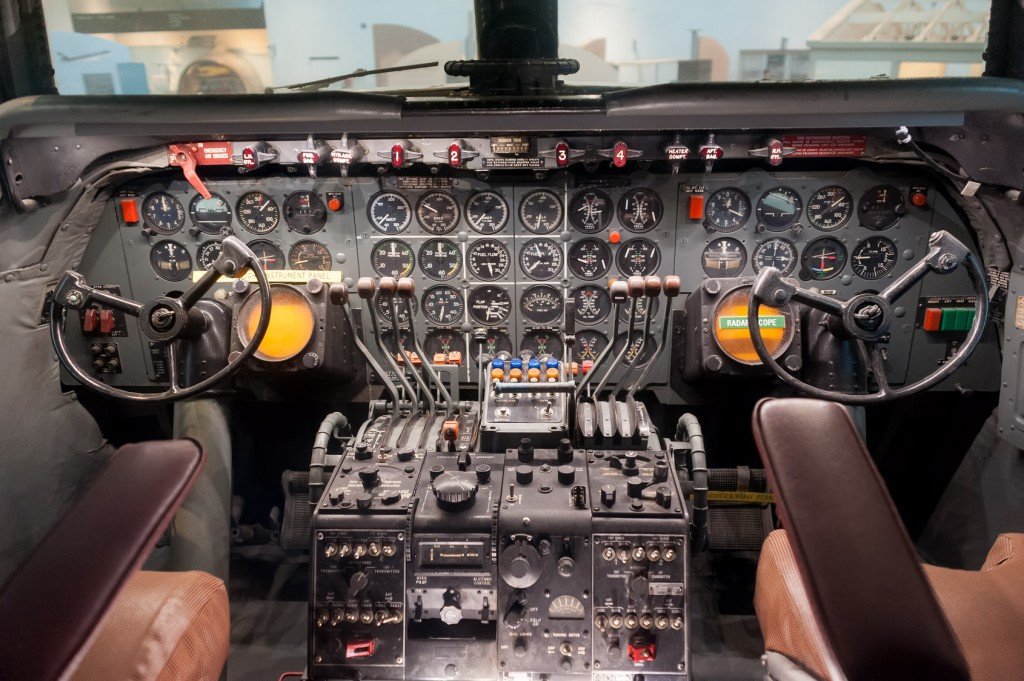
[90,165,966,389]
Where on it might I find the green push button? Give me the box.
[939,308,958,331]
[953,307,975,331]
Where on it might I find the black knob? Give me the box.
[601,485,617,507]
[626,477,646,499]
[355,493,373,510]
[432,472,479,511]
[557,556,576,577]
[622,452,639,475]
[630,575,649,600]
[348,571,368,596]
[358,465,380,487]
[560,657,573,672]
[653,460,669,482]
[557,465,575,486]
[513,637,528,657]
[354,443,372,460]
[655,486,673,508]
[476,464,492,483]
[429,463,445,480]
[556,438,574,464]
[397,448,414,462]
[381,490,401,505]
[500,540,543,588]
[517,438,534,463]
[515,465,533,485]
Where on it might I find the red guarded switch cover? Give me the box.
[627,640,656,662]
[688,195,705,221]
[923,307,942,332]
[98,309,116,334]
[345,639,375,659]
[119,199,139,224]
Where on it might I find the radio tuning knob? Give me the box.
[513,637,528,658]
[627,477,646,499]
[432,472,479,511]
[358,465,380,487]
[517,438,534,463]
[556,438,574,464]
[515,465,534,485]
[475,464,492,483]
[557,465,575,486]
[601,485,617,507]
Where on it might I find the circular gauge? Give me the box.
[149,240,192,281]
[196,241,222,270]
[858,185,906,230]
[519,189,563,234]
[572,285,611,324]
[237,285,316,363]
[711,287,795,366]
[522,329,564,360]
[807,186,853,231]
[568,238,612,280]
[618,188,663,232]
[370,239,415,277]
[616,238,661,276]
[422,285,465,325]
[367,191,412,235]
[189,194,232,234]
[702,238,747,277]
[851,236,898,280]
[752,238,798,275]
[288,240,332,271]
[142,192,186,234]
[613,332,658,366]
[756,187,803,231]
[704,188,751,232]
[520,285,564,324]
[619,295,659,324]
[424,329,467,359]
[466,190,509,234]
[236,191,280,235]
[576,330,608,363]
[283,191,327,234]
[569,190,613,233]
[418,239,462,281]
[548,595,585,620]
[519,238,563,281]
[416,191,460,234]
[467,239,510,280]
[247,240,286,270]
[468,285,512,325]
[375,292,417,325]
[801,237,847,280]
[477,329,514,362]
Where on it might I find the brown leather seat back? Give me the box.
[752,398,969,681]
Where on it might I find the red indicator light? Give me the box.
[609,231,621,244]
[555,141,570,168]
[923,307,942,332]
[688,195,705,221]
[391,145,405,168]
[612,141,628,168]
[327,197,343,212]
[119,199,139,224]
[911,191,927,207]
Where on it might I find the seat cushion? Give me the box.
[755,530,1024,681]
[70,570,229,681]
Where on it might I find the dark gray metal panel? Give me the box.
[998,269,1024,448]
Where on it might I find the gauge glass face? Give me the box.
[149,240,192,281]
[801,237,847,280]
[142,192,186,234]
[236,191,280,234]
[368,191,412,235]
[704,188,751,232]
[572,285,611,324]
[189,194,232,234]
[370,239,415,277]
[619,295,659,324]
[857,185,905,230]
[283,191,327,234]
[465,190,509,234]
[752,238,797,276]
[616,238,661,276]
[701,238,747,277]
[374,293,417,325]
[418,239,462,281]
[520,285,564,324]
[422,285,465,325]
[468,285,512,325]
[247,240,286,270]
[851,236,898,280]
[288,240,332,271]
[568,238,612,280]
[756,187,802,230]
[519,238,563,280]
[416,191,460,234]
[477,329,513,361]
[568,190,613,233]
[519,189,563,234]
[806,186,853,231]
[237,285,316,362]
[548,595,585,620]
[618,188,663,232]
[576,330,608,362]
[466,239,510,280]
[711,287,795,366]
[521,329,564,359]
[196,240,222,270]
[613,332,658,366]
[424,329,467,359]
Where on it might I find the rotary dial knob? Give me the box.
[431,472,479,511]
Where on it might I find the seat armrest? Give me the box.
[0,439,205,681]
[752,398,968,681]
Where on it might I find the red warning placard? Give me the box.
[168,141,234,165]
[781,135,866,158]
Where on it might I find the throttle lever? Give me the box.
[593,276,644,398]
[398,277,453,416]
[358,277,417,412]
[329,283,400,409]
[628,275,681,396]
[381,276,434,416]
[615,275,660,399]
[576,278,628,398]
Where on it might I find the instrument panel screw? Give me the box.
[65,291,83,306]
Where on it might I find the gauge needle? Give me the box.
[729,208,743,217]
[260,200,271,211]
[423,204,438,214]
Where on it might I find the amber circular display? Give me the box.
[711,287,794,366]
[237,285,315,362]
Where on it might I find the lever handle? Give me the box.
[329,283,349,306]
[627,275,645,298]
[378,276,397,296]
[357,277,376,300]
[609,279,629,303]
[644,275,661,298]
[397,277,415,298]
[663,275,681,298]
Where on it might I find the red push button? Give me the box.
[627,640,656,662]
[327,196,343,212]
[911,191,928,207]
[609,231,621,244]
[922,307,942,332]
[688,195,705,221]
[98,309,116,334]
[120,199,140,224]
[345,639,375,659]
